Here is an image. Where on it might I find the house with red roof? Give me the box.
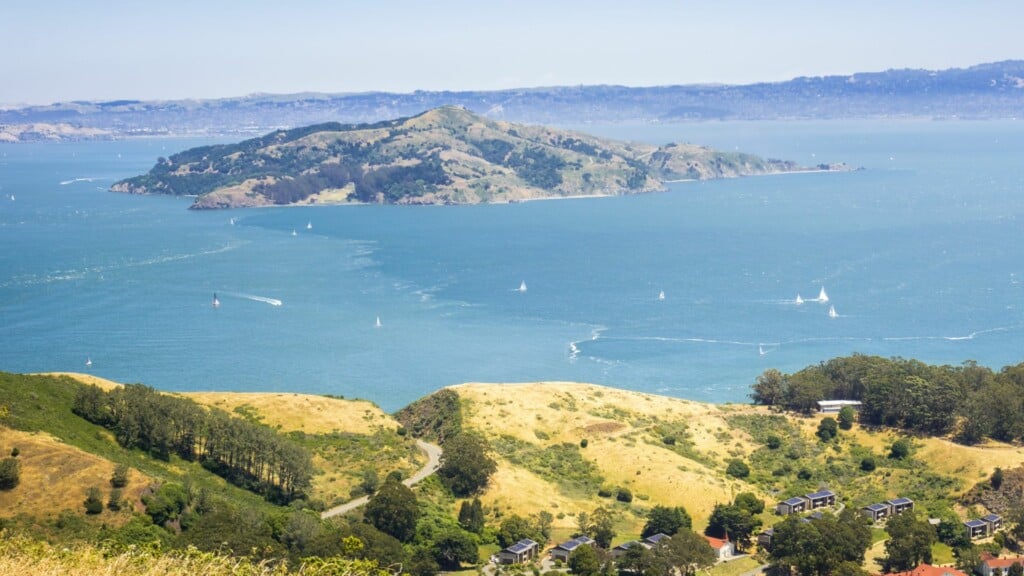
[703,535,735,562]
[883,563,967,576]
[979,553,1024,576]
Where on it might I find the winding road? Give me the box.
[321,439,442,519]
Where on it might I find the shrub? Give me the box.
[9,447,19,458]
[726,459,750,478]
[889,438,911,460]
[838,406,856,430]
[766,435,782,449]
[597,486,613,498]
[108,488,123,511]
[84,487,104,515]
[663,436,676,445]
[110,463,129,488]
[860,457,876,471]
[797,468,813,480]
[992,468,1004,490]
[580,438,588,448]
[0,458,19,490]
[816,418,839,442]
[616,488,633,503]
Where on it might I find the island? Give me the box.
[111,106,851,209]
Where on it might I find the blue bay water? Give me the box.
[1,120,1022,411]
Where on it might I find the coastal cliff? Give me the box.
[112,106,847,209]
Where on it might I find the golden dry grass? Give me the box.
[0,427,149,520]
[181,392,397,435]
[41,372,124,391]
[451,382,764,529]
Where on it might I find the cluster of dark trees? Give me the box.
[72,384,312,503]
[751,355,1024,443]
[506,147,566,188]
[767,507,872,576]
[705,493,764,551]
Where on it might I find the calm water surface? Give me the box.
[1,120,1022,411]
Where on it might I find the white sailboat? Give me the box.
[518,281,527,293]
[759,345,766,356]
[375,316,382,328]
[795,294,804,305]
[229,217,236,226]
[291,229,298,237]
[828,305,837,318]
[818,287,829,302]
[85,357,92,367]
[306,221,312,230]
[212,293,220,308]
[658,290,665,301]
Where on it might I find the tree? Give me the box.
[838,406,856,430]
[0,457,19,490]
[617,543,654,575]
[654,531,716,576]
[616,487,633,503]
[734,493,765,515]
[882,513,936,572]
[429,528,478,570]
[437,432,497,496]
[726,459,750,479]
[992,467,1004,490]
[588,507,616,549]
[111,462,129,488]
[364,477,419,542]
[889,438,911,460]
[766,435,782,449]
[498,514,537,548]
[568,544,603,576]
[817,417,839,442]
[706,504,761,551]
[359,468,379,495]
[458,498,484,533]
[860,456,876,471]
[752,369,787,406]
[84,486,104,515]
[1008,562,1023,576]
[642,505,692,538]
[107,487,123,511]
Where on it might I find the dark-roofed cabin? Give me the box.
[805,490,836,510]
[777,496,808,515]
[983,514,1003,533]
[887,498,914,515]
[612,540,649,559]
[550,536,595,562]
[863,503,891,523]
[644,533,670,546]
[965,519,989,540]
[499,539,539,564]
[757,528,774,550]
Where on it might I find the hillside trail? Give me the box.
[321,439,442,519]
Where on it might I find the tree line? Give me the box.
[72,384,312,503]
[751,354,1024,443]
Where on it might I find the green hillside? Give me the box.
[111,106,828,208]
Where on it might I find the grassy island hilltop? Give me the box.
[110,106,848,209]
[3,358,1024,575]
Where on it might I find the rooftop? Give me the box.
[506,539,538,553]
[884,563,967,576]
[888,497,913,505]
[782,496,807,505]
[864,503,890,511]
[806,489,836,499]
[964,519,988,528]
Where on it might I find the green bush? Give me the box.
[766,435,782,449]
[9,447,19,458]
[797,468,813,480]
[110,463,129,488]
[597,486,613,498]
[726,459,750,479]
[616,488,633,503]
[0,457,19,490]
[889,438,911,460]
[580,438,588,448]
[84,487,104,515]
[860,457,876,471]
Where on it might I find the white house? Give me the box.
[704,535,734,562]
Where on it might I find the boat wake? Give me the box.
[568,326,607,362]
[59,177,106,186]
[229,293,283,307]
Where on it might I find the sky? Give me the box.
[1,0,1021,105]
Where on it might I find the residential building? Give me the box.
[979,553,1024,576]
[499,539,539,564]
[883,563,967,576]
[776,496,808,515]
[550,536,595,563]
[704,535,735,562]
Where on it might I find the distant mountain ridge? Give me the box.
[112,106,838,208]
[2,61,1022,139]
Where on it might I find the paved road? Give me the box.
[321,439,442,519]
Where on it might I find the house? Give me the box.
[817,400,862,413]
[704,535,735,562]
[887,497,915,515]
[983,514,1003,533]
[883,563,968,576]
[862,503,891,523]
[757,528,774,550]
[644,533,670,546]
[805,490,836,509]
[979,553,1024,576]
[612,540,648,559]
[499,539,539,564]
[974,553,1024,573]
[550,536,595,563]
[777,496,808,515]
[965,519,990,540]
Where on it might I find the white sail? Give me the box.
[375,316,382,328]
[828,305,837,318]
[519,281,527,292]
[658,290,665,301]
[85,357,92,367]
[795,294,804,305]
[229,217,236,226]
[759,345,766,356]
[818,287,829,302]
[291,229,297,236]
[307,221,313,230]
[212,293,220,308]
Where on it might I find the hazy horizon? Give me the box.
[2,0,1021,106]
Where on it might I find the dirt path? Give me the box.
[321,439,442,519]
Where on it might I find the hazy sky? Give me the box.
[2,0,1021,105]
